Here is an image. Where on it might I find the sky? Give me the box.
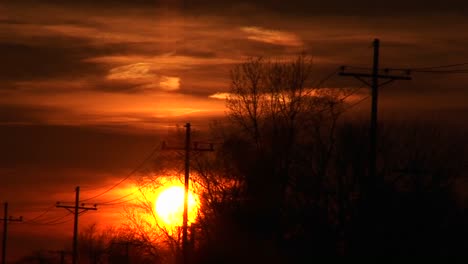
[1,0,468,260]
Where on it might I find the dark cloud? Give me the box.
[0,38,169,92]
[0,19,32,25]
[0,40,104,82]
[0,123,158,172]
[8,0,468,16]
[174,49,217,59]
[0,104,63,124]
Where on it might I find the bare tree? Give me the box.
[188,54,353,261]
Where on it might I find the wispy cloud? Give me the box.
[208,92,231,99]
[86,53,240,70]
[159,76,180,91]
[107,63,154,80]
[105,63,180,92]
[241,26,303,47]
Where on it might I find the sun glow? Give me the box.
[155,185,199,227]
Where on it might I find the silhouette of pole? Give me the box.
[183,123,191,264]
[73,186,79,264]
[111,241,141,264]
[57,187,97,264]
[339,38,411,191]
[60,250,65,264]
[370,39,379,188]
[49,250,67,264]
[125,242,129,264]
[1,203,7,264]
[161,123,214,264]
[1,203,22,264]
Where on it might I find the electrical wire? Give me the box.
[339,85,366,102]
[405,62,468,71]
[95,192,136,205]
[22,204,56,224]
[313,67,341,88]
[23,212,73,226]
[80,145,160,202]
[86,148,188,207]
[42,218,73,225]
[412,70,468,74]
[92,171,164,206]
[96,198,137,206]
[344,62,468,74]
[343,95,371,112]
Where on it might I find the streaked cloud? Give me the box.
[241,26,303,46]
[107,63,154,80]
[159,76,180,91]
[85,53,240,70]
[208,92,231,100]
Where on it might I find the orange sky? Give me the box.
[1,0,468,261]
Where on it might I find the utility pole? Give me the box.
[162,123,214,264]
[111,241,142,264]
[1,202,22,264]
[59,250,66,264]
[339,38,411,192]
[56,186,97,264]
[49,250,68,264]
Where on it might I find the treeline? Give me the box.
[188,55,468,262]
[16,55,468,263]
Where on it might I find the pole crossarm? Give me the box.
[0,217,22,222]
[339,72,412,81]
[162,141,215,152]
[56,203,98,211]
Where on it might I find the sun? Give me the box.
[155,185,199,227]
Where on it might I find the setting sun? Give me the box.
[155,185,199,227]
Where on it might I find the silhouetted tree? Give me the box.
[192,55,468,261]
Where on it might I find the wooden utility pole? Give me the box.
[339,38,411,191]
[111,241,142,264]
[60,250,65,264]
[183,122,191,262]
[162,123,214,264]
[56,186,97,264]
[1,202,22,264]
[49,250,68,264]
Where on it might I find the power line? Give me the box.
[347,63,468,74]
[23,212,70,225]
[93,172,164,206]
[343,95,371,112]
[80,145,160,202]
[21,204,56,224]
[406,62,468,70]
[44,212,73,225]
[411,69,468,74]
[96,198,137,207]
[313,67,341,88]
[96,193,136,205]
[92,166,188,207]
[338,85,366,102]
[24,212,74,226]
